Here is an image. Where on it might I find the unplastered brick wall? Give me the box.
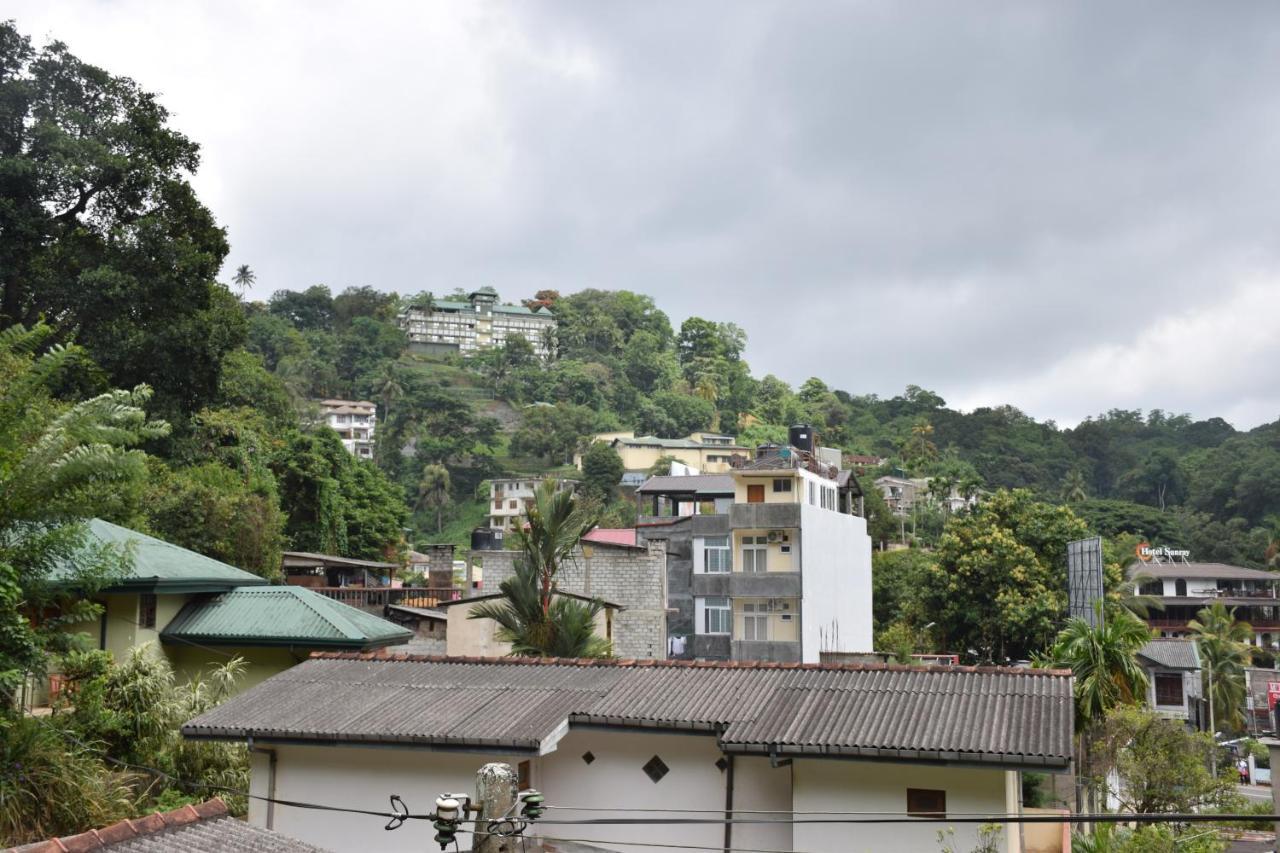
[475,541,668,659]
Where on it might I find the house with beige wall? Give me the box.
[183,654,1074,853]
[574,431,749,474]
[35,519,410,702]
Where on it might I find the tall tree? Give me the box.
[231,265,256,292]
[0,23,243,422]
[1189,601,1253,731]
[1061,468,1088,503]
[513,480,599,619]
[1044,606,1152,730]
[580,442,624,504]
[416,463,452,534]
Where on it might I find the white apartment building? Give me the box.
[398,287,556,358]
[317,399,376,459]
[638,446,873,664]
[489,477,578,531]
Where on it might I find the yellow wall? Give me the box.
[733,530,796,572]
[733,474,802,504]
[732,598,799,641]
[167,644,304,691]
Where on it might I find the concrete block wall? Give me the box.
[474,541,668,660]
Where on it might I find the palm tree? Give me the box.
[416,464,452,533]
[1061,468,1088,503]
[373,364,404,425]
[694,372,720,431]
[468,560,611,658]
[1189,601,1253,731]
[231,264,256,292]
[515,479,600,618]
[927,475,957,515]
[1045,605,1152,730]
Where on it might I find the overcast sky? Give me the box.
[12,2,1280,428]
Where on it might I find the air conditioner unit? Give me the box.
[767,530,787,544]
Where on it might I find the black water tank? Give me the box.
[789,424,814,453]
[470,527,499,551]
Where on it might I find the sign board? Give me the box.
[1267,681,1280,710]
[1136,542,1192,562]
[1068,536,1105,627]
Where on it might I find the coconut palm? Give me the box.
[1061,468,1088,503]
[231,264,255,292]
[467,560,611,658]
[515,479,600,617]
[1045,605,1153,730]
[373,364,404,425]
[1189,601,1253,731]
[415,463,452,533]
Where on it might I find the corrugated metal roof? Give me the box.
[8,799,328,852]
[184,656,1072,769]
[1131,563,1278,581]
[581,528,639,548]
[161,587,412,650]
[50,520,267,591]
[636,475,735,494]
[280,551,398,570]
[1137,639,1200,670]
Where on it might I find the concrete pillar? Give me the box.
[473,762,519,853]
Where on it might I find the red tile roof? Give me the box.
[581,528,639,548]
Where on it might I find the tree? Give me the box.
[1044,607,1152,730]
[231,265,256,292]
[581,442,625,504]
[0,23,244,423]
[467,560,610,658]
[0,324,170,694]
[1118,449,1187,511]
[1189,601,1253,731]
[910,490,1089,662]
[268,285,335,332]
[416,464,452,533]
[512,480,599,619]
[510,403,599,465]
[900,418,938,470]
[1061,468,1088,503]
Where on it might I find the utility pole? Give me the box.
[474,762,519,853]
[1208,658,1217,777]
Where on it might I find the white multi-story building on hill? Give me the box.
[488,477,578,532]
[398,287,555,358]
[316,399,376,459]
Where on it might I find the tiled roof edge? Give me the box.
[11,799,227,852]
[307,651,1072,677]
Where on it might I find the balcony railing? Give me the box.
[1149,617,1280,631]
[311,587,461,610]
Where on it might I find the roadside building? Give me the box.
[574,431,750,474]
[637,442,872,664]
[33,520,410,702]
[314,399,376,459]
[398,287,555,358]
[183,654,1074,853]
[1130,559,1280,649]
[488,477,578,532]
[1137,638,1206,728]
[9,798,328,853]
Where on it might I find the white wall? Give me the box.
[537,730,792,853]
[792,759,1014,853]
[799,499,873,661]
[248,744,524,852]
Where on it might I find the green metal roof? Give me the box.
[614,435,745,450]
[52,519,268,593]
[428,299,550,317]
[161,586,412,650]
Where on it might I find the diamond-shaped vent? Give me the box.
[715,757,729,772]
[581,751,595,765]
[642,755,669,783]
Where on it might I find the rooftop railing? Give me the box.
[311,586,461,610]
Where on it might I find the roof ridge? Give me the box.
[288,587,366,641]
[14,799,228,851]
[307,651,1071,677]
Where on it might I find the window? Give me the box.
[907,789,946,818]
[138,594,157,630]
[703,537,732,573]
[742,602,769,641]
[1175,579,1187,597]
[772,478,792,493]
[697,597,731,634]
[1154,673,1184,707]
[742,536,768,573]
[808,482,816,505]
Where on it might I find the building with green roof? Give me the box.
[399,287,555,357]
[50,520,411,697]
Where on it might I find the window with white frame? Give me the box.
[742,602,769,641]
[697,596,731,634]
[703,536,731,573]
[742,536,768,573]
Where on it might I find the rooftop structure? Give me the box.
[185,653,1073,768]
[398,288,555,358]
[575,432,750,474]
[1136,638,1205,727]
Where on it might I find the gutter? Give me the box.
[247,738,277,830]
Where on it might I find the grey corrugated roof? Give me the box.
[636,475,735,494]
[8,799,329,852]
[1130,563,1278,581]
[1137,639,1200,670]
[183,656,1073,769]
